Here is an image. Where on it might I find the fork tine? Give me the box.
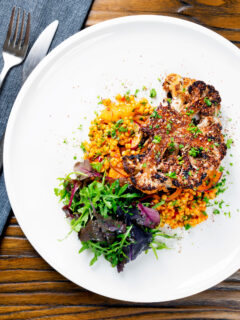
[23,12,30,48]
[12,8,20,46]
[4,7,15,45]
[17,10,25,47]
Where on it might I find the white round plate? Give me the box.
[4,15,240,303]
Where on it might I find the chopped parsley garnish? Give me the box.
[168,141,175,153]
[182,88,186,92]
[115,119,124,127]
[178,156,184,165]
[166,172,177,179]
[226,138,233,149]
[153,135,162,144]
[166,123,172,132]
[171,200,178,206]
[219,166,224,172]
[189,147,200,158]
[186,109,194,116]
[111,128,117,138]
[142,163,147,168]
[184,224,191,230]
[203,196,209,204]
[218,200,224,209]
[179,144,184,149]
[167,98,172,104]
[155,151,161,159]
[118,126,128,132]
[150,109,161,119]
[187,123,202,137]
[91,162,104,172]
[78,124,83,130]
[204,97,212,106]
[150,88,157,98]
[134,89,139,97]
[142,85,147,91]
[80,142,86,152]
[213,209,220,215]
[215,177,227,195]
[152,200,165,208]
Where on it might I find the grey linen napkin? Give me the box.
[0,0,94,235]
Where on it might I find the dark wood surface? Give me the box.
[1,1,240,319]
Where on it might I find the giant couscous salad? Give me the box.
[55,74,230,272]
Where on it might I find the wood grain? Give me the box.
[1,1,240,319]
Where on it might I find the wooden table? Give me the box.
[1,1,240,319]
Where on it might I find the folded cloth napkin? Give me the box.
[0,0,94,235]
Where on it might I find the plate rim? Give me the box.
[3,14,240,303]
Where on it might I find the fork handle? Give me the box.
[0,63,11,90]
[0,62,11,172]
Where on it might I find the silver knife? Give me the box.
[0,20,59,237]
[22,20,59,82]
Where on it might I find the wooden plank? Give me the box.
[0,289,240,307]
[0,270,66,283]
[0,281,81,293]
[4,226,25,237]
[0,306,240,320]
[0,237,38,256]
[0,256,51,270]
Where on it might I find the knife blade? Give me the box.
[22,20,59,82]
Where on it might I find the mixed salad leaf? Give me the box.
[55,161,173,272]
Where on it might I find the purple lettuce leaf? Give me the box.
[117,224,153,272]
[79,212,126,243]
[137,203,160,228]
[115,206,153,272]
[74,160,101,180]
[68,181,79,208]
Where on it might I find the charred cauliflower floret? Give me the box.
[122,74,227,194]
[163,74,221,117]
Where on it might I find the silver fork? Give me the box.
[0,7,31,89]
[0,7,31,172]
